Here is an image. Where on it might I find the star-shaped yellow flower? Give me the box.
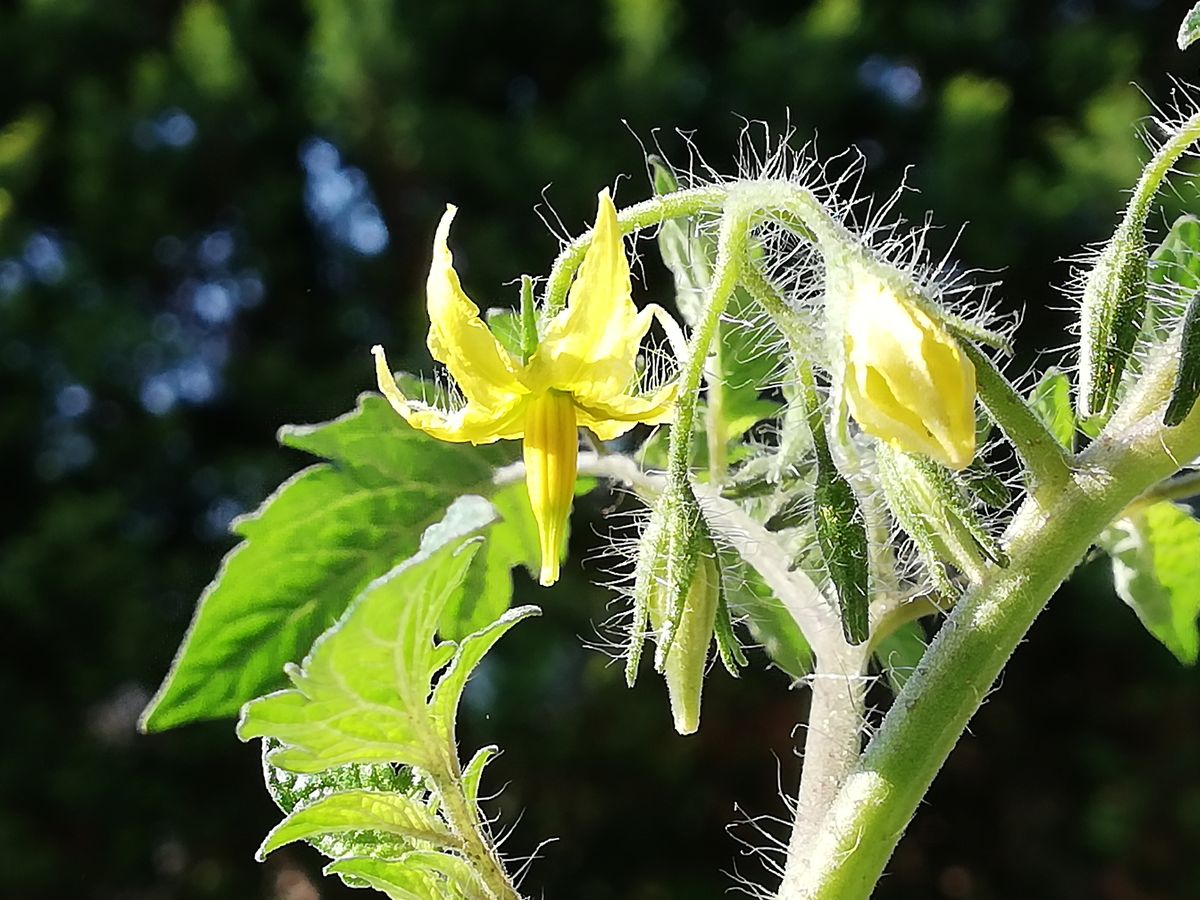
[373,190,678,586]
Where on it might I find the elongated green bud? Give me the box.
[1078,229,1148,419]
[653,482,704,670]
[648,531,721,735]
[1164,289,1200,426]
[877,444,1006,593]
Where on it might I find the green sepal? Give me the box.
[799,368,869,645]
[962,457,1011,509]
[712,557,748,676]
[877,446,1006,592]
[1078,226,1148,419]
[1164,289,1200,426]
[518,274,539,362]
[626,504,668,687]
[812,463,870,645]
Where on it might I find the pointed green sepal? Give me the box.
[1165,289,1200,426]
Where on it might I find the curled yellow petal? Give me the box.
[426,205,525,408]
[529,189,646,400]
[841,273,976,469]
[372,345,526,443]
[522,390,578,586]
[574,383,678,441]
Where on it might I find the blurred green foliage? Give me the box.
[3,1,1199,897]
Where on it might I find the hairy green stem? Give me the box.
[962,341,1073,494]
[776,351,1200,900]
[432,758,520,900]
[667,208,750,482]
[1125,111,1200,230]
[541,186,728,316]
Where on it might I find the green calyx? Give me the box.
[877,444,1007,594]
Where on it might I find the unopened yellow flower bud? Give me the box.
[837,266,976,470]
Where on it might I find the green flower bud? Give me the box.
[876,444,1006,593]
[648,531,721,735]
[1078,222,1148,419]
[1164,288,1200,427]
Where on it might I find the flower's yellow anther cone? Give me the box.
[522,391,578,586]
[372,189,679,587]
[841,270,976,469]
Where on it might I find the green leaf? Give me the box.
[141,393,514,732]
[402,849,491,898]
[439,483,540,642]
[1144,215,1200,349]
[261,743,421,861]
[1028,368,1076,451]
[429,605,540,739]
[721,549,812,679]
[460,745,498,806]
[873,620,928,694]
[1180,2,1200,49]
[258,789,457,860]
[1101,501,1200,665]
[237,509,492,772]
[1148,215,1200,293]
[324,857,448,900]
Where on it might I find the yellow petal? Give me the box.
[573,383,678,441]
[372,345,526,443]
[426,205,525,408]
[842,276,976,469]
[522,390,578,586]
[528,189,647,400]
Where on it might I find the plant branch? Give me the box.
[775,349,1200,900]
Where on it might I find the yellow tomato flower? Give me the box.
[372,189,677,586]
[840,267,976,470]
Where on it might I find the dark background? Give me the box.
[3,1,1199,898]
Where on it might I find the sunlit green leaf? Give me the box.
[141,394,514,732]
[237,509,491,772]
[721,549,812,679]
[1100,501,1200,665]
[429,605,540,740]
[460,745,498,806]
[261,743,420,862]
[1028,368,1076,450]
[439,483,540,641]
[257,789,457,860]
[324,856,448,900]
